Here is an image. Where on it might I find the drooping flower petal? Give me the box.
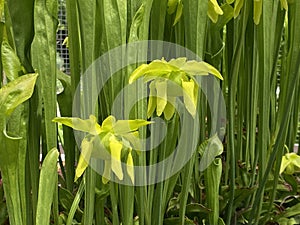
[182,79,197,117]
[164,96,176,120]
[148,81,157,118]
[156,80,168,116]
[109,136,124,180]
[127,150,134,184]
[102,160,111,184]
[75,136,93,181]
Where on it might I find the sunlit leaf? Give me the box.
[1,41,25,81]
[0,73,38,116]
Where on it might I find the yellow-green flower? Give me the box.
[280,152,300,175]
[207,0,223,23]
[129,57,223,120]
[53,115,152,184]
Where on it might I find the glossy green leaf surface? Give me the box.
[0,73,38,116]
[36,148,59,224]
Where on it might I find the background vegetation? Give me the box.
[0,0,300,224]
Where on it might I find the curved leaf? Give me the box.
[0,73,38,116]
[1,41,25,81]
[199,134,223,171]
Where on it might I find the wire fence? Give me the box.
[57,0,69,74]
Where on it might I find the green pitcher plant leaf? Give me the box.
[199,134,223,171]
[129,57,223,119]
[280,152,300,175]
[53,115,152,184]
[0,73,38,117]
[36,148,59,225]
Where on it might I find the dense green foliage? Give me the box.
[0,0,300,225]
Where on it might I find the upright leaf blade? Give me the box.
[35,148,59,224]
